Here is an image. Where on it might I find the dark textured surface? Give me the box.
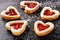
[0,0,60,40]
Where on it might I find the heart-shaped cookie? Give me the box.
[40,7,60,21]
[20,1,40,14]
[6,20,28,36]
[1,6,20,20]
[34,21,54,36]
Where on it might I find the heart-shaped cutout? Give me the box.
[24,2,37,8]
[1,6,20,20]
[40,7,60,21]
[34,21,54,36]
[10,23,24,30]
[44,10,55,16]
[20,1,40,14]
[6,20,28,36]
[37,23,49,31]
[6,9,17,16]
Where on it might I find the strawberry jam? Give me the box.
[44,10,55,16]
[6,9,17,16]
[25,3,37,8]
[10,23,24,30]
[37,23,49,31]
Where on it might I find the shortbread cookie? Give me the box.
[1,6,20,20]
[34,21,54,36]
[6,20,28,36]
[20,1,40,14]
[40,7,60,21]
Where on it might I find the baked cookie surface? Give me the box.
[34,21,54,36]
[40,7,60,21]
[20,1,40,14]
[6,20,28,36]
[1,6,20,20]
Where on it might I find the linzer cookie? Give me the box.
[6,20,28,36]
[20,1,40,14]
[34,21,54,36]
[1,6,20,20]
[40,7,60,21]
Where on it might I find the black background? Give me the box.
[0,0,60,40]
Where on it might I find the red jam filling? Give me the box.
[6,9,17,16]
[37,23,49,31]
[25,3,37,8]
[10,23,24,30]
[44,10,55,16]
